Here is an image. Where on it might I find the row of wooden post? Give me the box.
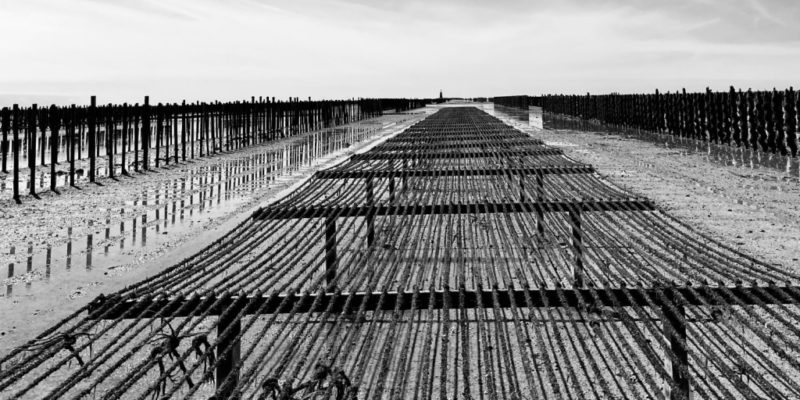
[0,96,430,203]
[531,87,800,156]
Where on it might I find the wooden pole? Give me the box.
[143,97,150,170]
[29,104,38,196]
[88,97,96,182]
[181,100,187,161]
[155,103,162,168]
[48,105,59,192]
[69,105,76,186]
[121,104,128,175]
[1,107,9,173]
[107,105,115,179]
[12,105,21,204]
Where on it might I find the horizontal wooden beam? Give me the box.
[386,135,535,143]
[314,165,595,179]
[377,140,543,150]
[351,148,562,160]
[87,285,800,320]
[253,199,655,220]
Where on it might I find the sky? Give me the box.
[0,0,798,105]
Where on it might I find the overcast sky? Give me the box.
[1,0,798,104]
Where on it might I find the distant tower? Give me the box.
[439,90,443,100]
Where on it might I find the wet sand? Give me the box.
[4,101,798,364]
[0,111,430,355]
[492,105,800,273]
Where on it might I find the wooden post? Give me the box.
[133,103,140,172]
[69,105,76,186]
[199,104,205,158]
[786,88,797,157]
[12,105,20,204]
[173,105,179,163]
[29,104,37,196]
[570,209,584,287]
[143,97,150,170]
[216,312,241,399]
[325,215,337,289]
[156,103,162,168]
[766,90,777,153]
[773,89,786,156]
[107,106,115,179]
[519,173,525,202]
[48,105,59,192]
[1,107,8,173]
[757,92,768,152]
[225,107,231,152]
[729,86,739,146]
[181,101,187,161]
[663,290,689,400]
[88,97,96,182]
[747,90,757,150]
[164,105,170,166]
[39,106,47,167]
[121,104,128,175]
[366,177,374,246]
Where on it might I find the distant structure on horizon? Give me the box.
[439,90,443,100]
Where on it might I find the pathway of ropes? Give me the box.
[1,107,799,399]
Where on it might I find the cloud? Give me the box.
[0,0,797,103]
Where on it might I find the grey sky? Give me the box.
[1,0,798,104]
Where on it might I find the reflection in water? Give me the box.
[1,117,415,298]
[66,229,72,270]
[6,247,14,297]
[86,229,93,270]
[26,244,32,289]
[45,246,51,281]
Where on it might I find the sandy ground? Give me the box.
[0,111,429,355]
[2,104,797,398]
[492,105,800,275]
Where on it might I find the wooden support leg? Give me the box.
[663,294,689,400]
[216,313,241,399]
[366,177,374,246]
[569,210,584,287]
[519,173,525,202]
[325,215,337,289]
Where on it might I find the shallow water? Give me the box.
[0,117,413,299]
